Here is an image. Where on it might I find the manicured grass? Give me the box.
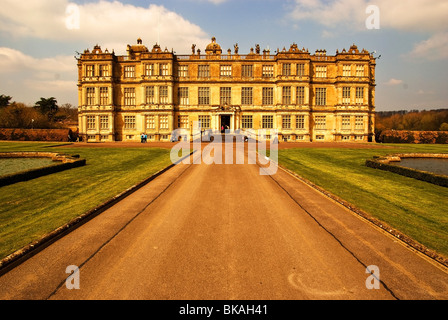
[0,142,173,260]
[279,143,448,257]
[0,158,55,176]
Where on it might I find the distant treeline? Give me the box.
[0,94,77,129]
[376,109,448,131]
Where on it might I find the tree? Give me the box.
[0,103,45,128]
[440,123,448,131]
[0,94,12,108]
[34,97,59,121]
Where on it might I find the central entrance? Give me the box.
[220,115,231,133]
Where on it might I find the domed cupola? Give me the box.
[205,37,222,55]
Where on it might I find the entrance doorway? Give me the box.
[220,115,231,133]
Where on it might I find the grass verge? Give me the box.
[0,142,173,260]
[279,143,448,258]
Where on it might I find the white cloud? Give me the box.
[0,0,210,54]
[384,78,403,86]
[0,0,213,105]
[408,32,448,60]
[289,0,448,33]
[416,89,435,95]
[0,47,77,104]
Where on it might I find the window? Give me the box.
[296,86,305,105]
[356,65,365,77]
[262,65,274,78]
[315,135,325,140]
[220,65,232,77]
[178,115,189,128]
[282,115,291,129]
[159,115,169,130]
[282,86,291,105]
[145,64,155,76]
[241,115,253,129]
[159,86,169,104]
[198,65,210,78]
[178,65,189,77]
[296,115,305,129]
[146,115,155,129]
[100,115,109,130]
[124,66,135,78]
[87,115,96,130]
[356,87,364,104]
[178,87,189,105]
[198,115,210,129]
[315,116,326,129]
[316,65,327,78]
[343,65,351,77]
[342,87,351,104]
[355,116,364,130]
[220,87,232,105]
[86,65,95,77]
[99,87,108,105]
[242,65,253,78]
[262,87,273,105]
[124,88,136,106]
[262,115,274,129]
[282,63,291,76]
[198,87,210,105]
[145,86,155,104]
[159,63,169,76]
[86,87,95,105]
[241,87,253,105]
[297,63,305,76]
[342,115,351,129]
[124,115,136,130]
[99,65,109,77]
[315,88,327,106]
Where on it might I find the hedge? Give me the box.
[0,128,78,142]
[378,130,448,144]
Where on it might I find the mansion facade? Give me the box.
[77,37,376,142]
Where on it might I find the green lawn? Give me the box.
[1,141,447,262]
[0,142,173,260]
[279,144,448,257]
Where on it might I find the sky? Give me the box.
[0,0,447,111]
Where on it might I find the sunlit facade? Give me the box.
[77,37,376,142]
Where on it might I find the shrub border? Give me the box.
[0,152,86,187]
[365,153,448,188]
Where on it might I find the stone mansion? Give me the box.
[77,37,376,142]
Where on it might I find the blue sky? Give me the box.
[1,0,447,111]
